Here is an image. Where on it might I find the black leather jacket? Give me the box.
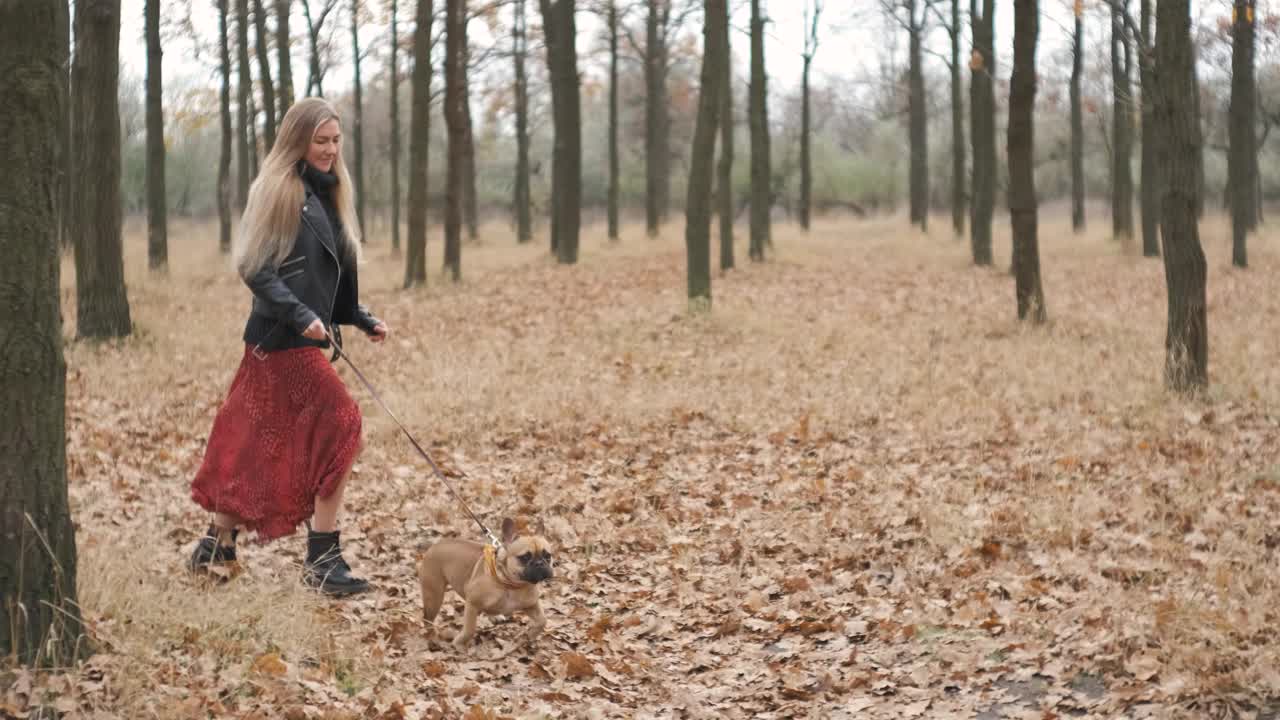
[242,180,380,355]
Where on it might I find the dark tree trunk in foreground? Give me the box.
[218,0,234,253]
[718,8,734,271]
[607,0,619,241]
[146,0,168,271]
[514,0,533,243]
[1155,0,1207,391]
[1139,0,1160,256]
[970,0,995,265]
[644,0,671,236]
[72,0,132,339]
[444,0,464,281]
[1009,0,1045,323]
[748,0,770,261]
[951,0,965,237]
[254,0,277,150]
[686,0,726,310]
[1071,4,1085,232]
[539,0,581,264]
[907,0,928,231]
[237,0,253,205]
[276,0,295,113]
[0,0,87,668]
[390,0,401,254]
[1111,0,1134,241]
[405,0,432,287]
[1229,0,1256,268]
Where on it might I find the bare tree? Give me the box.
[1071,0,1084,232]
[748,0,770,260]
[607,0,620,240]
[351,0,366,236]
[302,0,339,95]
[219,0,234,252]
[1139,0,1158,255]
[513,0,533,243]
[798,0,821,231]
[1229,0,1256,267]
[1,0,87,668]
[970,0,994,264]
[237,0,254,205]
[1111,0,1134,240]
[539,0,582,263]
[444,0,465,280]
[405,0,433,287]
[276,0,295,111]
[687,0,726,310]
[146,0,168,271]
[254,0,278,149]
[390,0,402,254]
[717,0,733,270]
[1009,0,1044,323]
[949,0,964,237]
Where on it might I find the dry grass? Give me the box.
[30,205,1280,717]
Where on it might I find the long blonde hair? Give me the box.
[233,97,363,279]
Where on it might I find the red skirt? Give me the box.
[191,345,362,542]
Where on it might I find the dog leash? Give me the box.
[325,328,503,549]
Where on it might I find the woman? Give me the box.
[187,98,388,597]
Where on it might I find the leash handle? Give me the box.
[325,329,502,548]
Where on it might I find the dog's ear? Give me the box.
[501,518,517,544]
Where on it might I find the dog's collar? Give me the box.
[484,544,530,590]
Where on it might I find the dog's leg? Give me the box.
[453,602,480,650]
[418,560,445,631]
[523,603,546,644]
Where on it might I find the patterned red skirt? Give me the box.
[191,345,363,542]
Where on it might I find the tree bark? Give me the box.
[444,0,465,281]
[72,0,132,339]
[539,0,581,264]
[748,0,770,261]
[1155,0,1207,391]
[514,0,532,243]
[254,0,278,150]
[687,0,725,311]
[969,0,994,265]
[1071,5,1085,232]
[351,0,365,237]
[607,0,619,241]
[59,2,72,251]
[907,0,928,231]
[718,6,734,271]
[276,0,294,112]
[645,0,671,236]
[950,0,965,237]
[1111,0,1134,241]
[1191,49,1204,218]
[146,0,168,271]
[463,59,478,241]
[1009,0,1045,323]
[237,0,253,206]
[1229,0,1255,268]
[303,0,331,96]
[390,0,401,254]
[219,0,234,253]
[0,0,86,668]
[799,0,819,232]
[248,91,260,176]
[1139,0,1159,256]
[405,0,432,287]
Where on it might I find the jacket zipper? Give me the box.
[300,207,342,336]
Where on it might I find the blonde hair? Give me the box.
[233,97,363,279]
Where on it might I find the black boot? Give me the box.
[188,525,240,580]
[303,530,370,597]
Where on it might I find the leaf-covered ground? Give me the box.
[7,211,1280,719]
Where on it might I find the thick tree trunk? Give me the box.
[1155,0,1207,391]
[607,0,619,241]
[59,2,72,251]
[1191,50,1204,218]
[1009,0,1045,323]
[969,0,994,265]
[645,0,670,237]
[218,0,234,253]
[146,0,168,271]
[254,0,277,150]
[718,11,734,271]
[539,0,581,264]
[444,0,464,281]
[390,0,401,254]
[1111,0,1134,240]
[237,0,253,207]
[276,0,294,112]
[908,0,928,231]
[1071,7,1085,232]
[0,0,86,668]
[1229,0,1256,268]
[687,0,725,310]
[1139,0,1159,256]
[799,54,812,231]
[748,0,769,261]
[350,0,365,238]
[405,0,432,288]
[72,0,132,339]
[514,0,532,243]
[951,0,965,237]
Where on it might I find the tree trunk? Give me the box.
[607,0,619,241]
[146,0,168,271]
[248,92,260,175]
[405,0,432,288]
[748,0,769,261]
[276,0,294,112]
[718,8,734,271]
[0,0,86,668]
[236,0,253,207]
[390,0,401,254]
[1229,0,1255,268]
[907,0,928,231]
[1111,0,1134,240]
[1071,6,1085,232]
[645,0,670,237]
[539,0,580,264]
[514,0,532,243]
[254,0,277,150]
[59,1,72,251]
[969,0,994,265]
[303,0,327,96]
[463,63,478,242]
[799,53,812,231]
[351,0,365,238]
[951,0,965,237]
[218,0,233,253]
[687,0,725,311]
[1139,0,1159,256]
[444,0,464,281]
[1191,49,1204,218]
[1155,0,1207,391]
[1009,0,1045,323]
[72,0,132,339]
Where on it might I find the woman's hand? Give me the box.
[303,319,326,340]
[369,322,389,343]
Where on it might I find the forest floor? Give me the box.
[6,209,1280,719]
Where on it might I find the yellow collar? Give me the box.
[484,544,530,590]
